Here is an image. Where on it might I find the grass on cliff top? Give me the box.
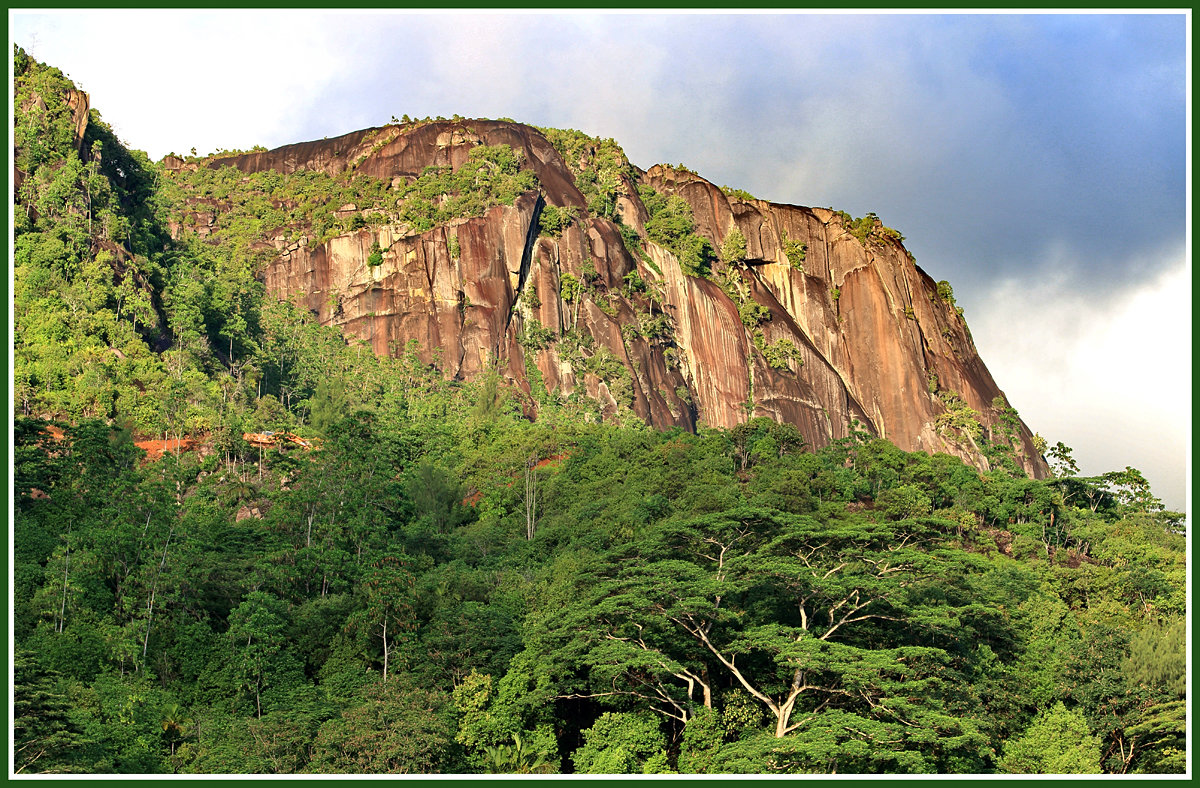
[162,143,540,248]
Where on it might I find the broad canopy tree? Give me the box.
[532,505,985,770]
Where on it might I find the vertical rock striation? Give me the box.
[173,119,1045,477]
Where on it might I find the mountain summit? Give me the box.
[160,118,1044,476]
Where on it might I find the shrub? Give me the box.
[537,204,577,237]
[999,702,1102,774]
[738,300,770,329]
[580,261,600,286]
[836,210,905,248]
[935,391,983,442]
[571,712,667,774]
[638,312,672,341]
[753,333,801,370]
[538,127,634,220]
[936,280,955,305]
[848,214,876,245]
[621,270,646,298]
[559,272,582,303]
[780,230,806,271]
[393,144,539,234]
[367,239,383,267]
[676,235,715,278]
[721,185,756,201]
[721,227,747,264]
[519,319,555,350]
[615,219,642,258]
[639,184,714,278]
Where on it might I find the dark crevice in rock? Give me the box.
[506,192,545,342]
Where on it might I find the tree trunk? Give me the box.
[382,618,390,681]
[142,525,174,662]
[524,454,538,540]
[57,524,72,633]
[773,669,806,737]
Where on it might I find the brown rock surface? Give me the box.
[65,87,89,155]
[196,120,1046,476]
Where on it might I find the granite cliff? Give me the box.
[162,119,1045,477]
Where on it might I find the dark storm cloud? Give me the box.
[651,14,1185,293]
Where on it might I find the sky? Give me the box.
[10,10,1190,511]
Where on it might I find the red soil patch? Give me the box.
[134,437,199,461]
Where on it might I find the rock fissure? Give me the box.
[504,192,545,343]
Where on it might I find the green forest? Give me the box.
[10,48,1188,775]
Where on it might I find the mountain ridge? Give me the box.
[164,117,1044,477]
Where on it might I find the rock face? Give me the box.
[14,84,90,200]
[181,119,1046,477]
[64,87,89,155]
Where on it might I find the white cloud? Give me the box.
[969,251,1190,511]
[13,10,351,158]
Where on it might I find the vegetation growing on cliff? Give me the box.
[638,183,715,278]
[14,48,82,175]
[720,227,747,264]
[780,229,806,271]
[537,126,635,220]
[394,145,539,233]
[834,210,905,247]
[160,163,393,248]
[721,185,757,201]
[753,334,802,371]
[536,204,577,237]
[366,240,383,267]
[162,142,538,250]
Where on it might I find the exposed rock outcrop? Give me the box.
[64,87,89,155]
[178,119,1046,477]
